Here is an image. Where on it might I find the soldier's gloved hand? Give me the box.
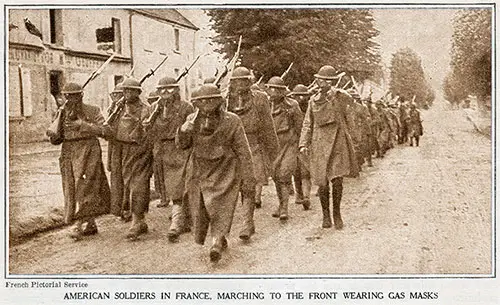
[299,147,309,156]
[180,109,199,133]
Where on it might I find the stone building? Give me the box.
[8,8,198,143]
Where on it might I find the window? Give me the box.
[9,65,33,118]
[174,28,180,52]
[49,9,63,45]
[96,18,121,53]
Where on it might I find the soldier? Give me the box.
[347,88,372,168]
[299,65,360,230]
[47,82,111,240]
[106,78,153,240]
[408,102,423,146]
[177,84,255,262]
[146,76,195,242]
[227,66,279,240]
[266,76,304,221]
[398,99,410,144]
[288,84,313,209]
[376,100,392,157]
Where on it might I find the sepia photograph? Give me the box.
[2,2,497,304]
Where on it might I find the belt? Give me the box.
[63,136,94,142]
[115,139,140,145]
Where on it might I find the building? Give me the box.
[8,8,198,143]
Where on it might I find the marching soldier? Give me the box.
[227,66,279,240]
[347,88,372,168]
[376,100,392,157]
[299,65,360,230]
[146,76,195,242]
[106,78,153,240]
[47,82,111,240]
[408,102,423,147]
[177,84,255,262]
[288,84,313,209]
[266,76,304,221]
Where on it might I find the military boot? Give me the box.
[82,218,98,236]
[210,236,225,263]
[239,195,256,241]
[319,186,332,228]
[126,213,148,240]
[69,219,84,241]
[332,178,344,230]
[278,183,289,221]
[271,183,282,218]
[301,178,312,211]
[167,200,185,242]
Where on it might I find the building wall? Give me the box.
[130,12,197,101]
[8,9,131,143]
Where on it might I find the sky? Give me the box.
[372,8,457,90]
[181,8,457,91]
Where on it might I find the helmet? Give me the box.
[291,84,310,95]
[191,84,223,100]
[61,82,83,94]
[191,84,224,112]
[121,78,142,90]
[231,66,252,80]
[156,77,179,89]
[203,76,216,84]
[314,65,341,80]
[266,76,287,88]
[112,82,124,94]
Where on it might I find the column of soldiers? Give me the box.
[46,61,423,263]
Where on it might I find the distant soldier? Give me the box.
[408,102,423,147]
[47,82,111,240]
[376,100,392,157]
[106,78,153,240]
[398,99,410,144]
[299,65,360,230]
[387,102,401,148]
[266,76,304,221]
[347,89,372,168]
[177,84,255,262]
[227,66,279,240]
[146,76,195,242]
[288,84,313,209]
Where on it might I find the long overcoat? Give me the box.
[299,89,360,187]
[57,104,111,224]
[271,97,303,183]
[108,99,153,216]
[151,98,194,200]
[177,111,255,243]
[229,90,279,184]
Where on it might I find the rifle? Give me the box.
[227,36,242,81]
[281,62,294,79]
[82,53,116,89]
[140,55,169,84]
[144,55,202,130]
[176,54,201,83]
[47,53,117,142]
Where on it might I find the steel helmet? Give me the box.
[291,84,310,95]
[61,82,83,94]
[203,76,216,84]
[191,84,224,112]
[314,65,341,80]
[231,66,252,80]
[191,84,223,100]
[121,78,142,90]
[156,77,179,89]
[266,76,287,89]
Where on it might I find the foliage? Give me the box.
[389,48,435,107]
[447,9,491,101]
[206,9,382,87]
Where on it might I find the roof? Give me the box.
[132,9,199,30]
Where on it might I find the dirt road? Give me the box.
[9,100,492,275]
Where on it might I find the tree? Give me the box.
[389,48,434,107]
[206,9,382,87]
[447,9,491,103]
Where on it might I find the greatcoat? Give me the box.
[299,89,360,187]
[177,111,255,244]
[56,103,111,224]
[107,98,153,216]
[151,98,194,200]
